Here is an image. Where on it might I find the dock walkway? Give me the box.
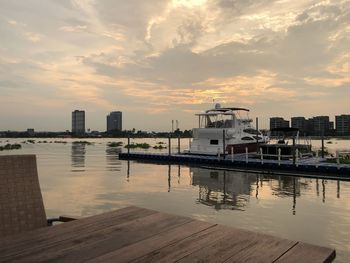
[0,206,335,262]
[119,152,350,180]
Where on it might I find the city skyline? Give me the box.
[1,1,350,131]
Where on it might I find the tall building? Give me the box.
[308,116,331,136]
[336,115,350,135]
[270,117,289,129]
[72,110,85,135]
[107,111,122,132]
[291,117,308,134]
[270,117,289,136]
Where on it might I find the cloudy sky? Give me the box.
[0,0,349,131]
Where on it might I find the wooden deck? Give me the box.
[0,206,335,263]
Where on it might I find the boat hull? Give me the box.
[226,143,259,154]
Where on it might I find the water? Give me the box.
[1,137,350,262]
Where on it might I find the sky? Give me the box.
[0,0,349,131]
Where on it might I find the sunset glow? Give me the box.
[0,0,349,131]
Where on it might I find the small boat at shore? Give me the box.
[188,104,268,155]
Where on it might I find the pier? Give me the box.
[119,152,350,180]
[0,206,335,262]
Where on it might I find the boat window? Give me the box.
[253,136,262,140]
[204,114,234,128]
[210,139,219,145]
[241,137,254,141]
[243,129,260,135]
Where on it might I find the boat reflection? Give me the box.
[190,167,254,211]
[71,142,86,172]
[124,161,343,215]
[187,167,342,214]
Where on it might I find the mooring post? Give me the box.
[278,148,281,166]
[127,136,130,155]
[231,146,234,162]
[168,136,171,156]
[295,148,299,167]
[336,151,340,168]
[315,149,319,168]
[256,117,259,146]
[260,147,264,164]
[178,136,180,154]
[222,129,226,159]
[292,137,296,165]
[321,134,325,158]
[245,147,248,164]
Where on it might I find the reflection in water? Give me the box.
[186,167,342,215]
[191,167,254,211]
[168,165,171,192]
[71,143,86,172]
[127,160,130,182]
[105,146,122,172]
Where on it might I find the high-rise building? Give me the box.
[270,117,289,129]
[72,110,85,134]
[270,117,289,136]
[336,115,350,135]
[308,116,331,136]
[107,111,122,132]
[291,117,308,134]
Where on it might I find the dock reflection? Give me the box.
[188,167,342,214]
[124,162,343,215]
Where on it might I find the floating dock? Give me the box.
[119,152,350,180]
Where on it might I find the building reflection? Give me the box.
[105,146,122,172]
[71,142,86,172]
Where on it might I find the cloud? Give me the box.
[0,0,350,130]
[24,32,42,42]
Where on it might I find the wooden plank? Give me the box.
[178,228,297,263]
[87,220,215,263]
[0,206,156,259]
[0,206,336,263]
[131,224,240,263]
[274,242,336,263]
[4,210,193,262]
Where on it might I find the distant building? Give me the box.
[72,110,85,135]
[270,117,289,136]
[308,116,331,136]
[107,111,122,132]
[336,115,350,136]
[291,117,308,134]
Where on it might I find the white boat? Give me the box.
[188,104,268,155]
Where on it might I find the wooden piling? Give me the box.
[321,134,325,158]
[222,129,226,159]
[168,137,171,156]
[127,136,130,155]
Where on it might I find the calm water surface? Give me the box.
[1,137,350,262]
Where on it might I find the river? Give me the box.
[1,137,350,262]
